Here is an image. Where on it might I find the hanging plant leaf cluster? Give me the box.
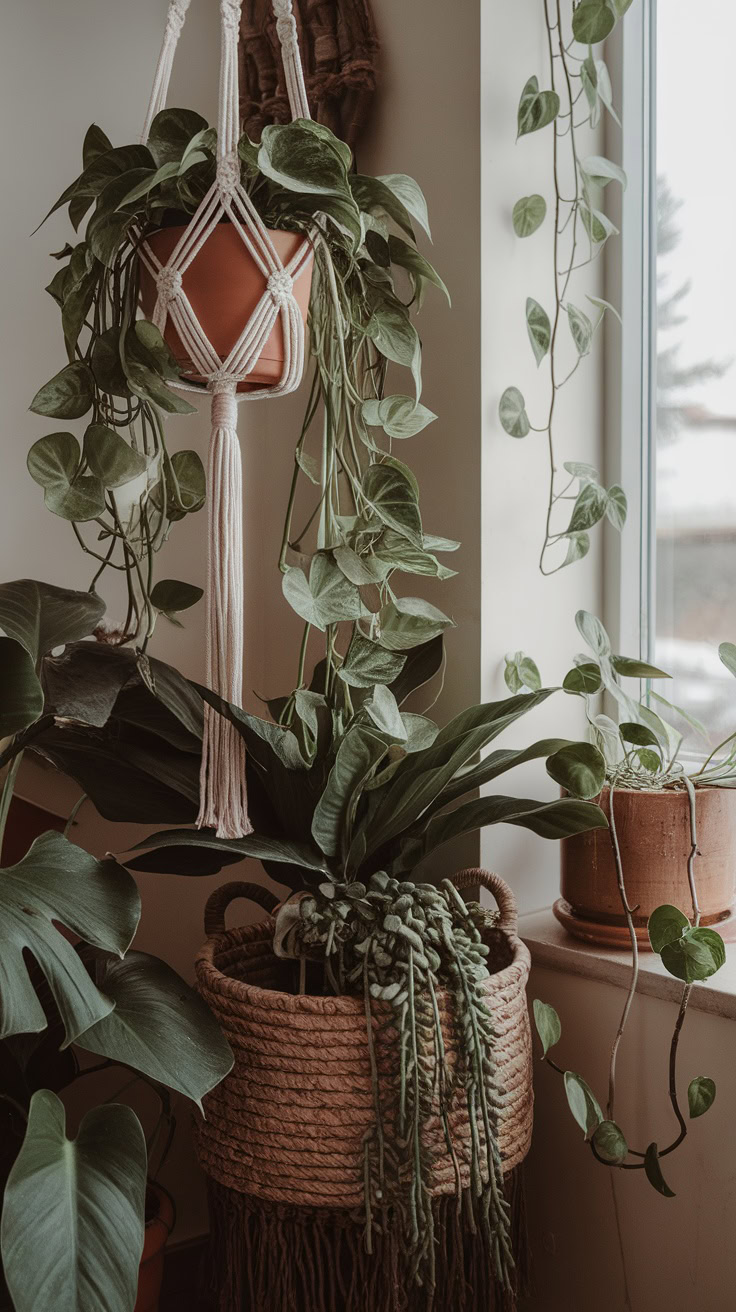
[273,871,513,1293]
[500,0,636,574]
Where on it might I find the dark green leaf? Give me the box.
[568,482,608,532]
[77,951,232,1107]
[388,235,449,303]
[572,1,616,43]
[564,1070,603,1138]
[546,741,606,800]
[165,449,206,518]
[30,362,95,420]
[0,638,44,736]
[150,579,203,614]
[378,173,431,239]
[647,903,690,954]
[147,108,209,167]
[91,328,130,397]
[83,124,113,168]
[259,120,351,196]
[619,721,660,749]
[283,557,362,631]
[563,662,602,694]
[313,726,388,859]
[688,1076,716,1120]
[0,579,105,662]
[126,828,329,876]
[351,174,417,240]
[125,362,195,414]
[363,460,422,546]
[611,655,670,679]
[339,632,406,688]
[592,1120,628,1164]
[532,999,561,1057]
[1,1092,146,1312]
[0,832,139,1042]
[361,394,436,439]
[661,927,726,983]
[377,597,454,651]
[644,1142,675,1197]
[83,424,147,488]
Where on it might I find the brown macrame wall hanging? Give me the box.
[239,0,380,150]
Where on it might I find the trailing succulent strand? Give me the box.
[274,871,513,1300]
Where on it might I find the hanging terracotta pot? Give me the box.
[139,222,313,392]
[134,1183,175,1312]
[555,785,736,948]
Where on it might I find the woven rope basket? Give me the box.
[195,869,533,1209]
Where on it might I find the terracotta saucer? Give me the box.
[553,898,736,951]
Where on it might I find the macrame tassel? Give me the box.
[197,379,253,839]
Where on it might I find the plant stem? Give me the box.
[606,781,639,1121]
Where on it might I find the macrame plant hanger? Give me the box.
[139,0,313,839]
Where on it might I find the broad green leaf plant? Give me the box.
[500,0,635,574]
[0,96,621,1307]
[511,611,731,1194]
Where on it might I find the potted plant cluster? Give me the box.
[507,612,729,1194]
[0,51,621,1312]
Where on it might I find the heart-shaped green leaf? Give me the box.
[644,1142,675,1197]
[526,297,551,366]
[0,579,105,663]
[30,362,95,420]
[512,194,547,237]
[1,1091,146,1312]
[499,386,530,438]
[517,76,561,136]
[150,579,203,614]
[0,638,44,736]
[592,1119,628,1163]
[660,927,726,983]
[647,903,690,954]
[547,741,606,800]
[76,951,232,1107]
[532,999,561,1057]
[83,424,148,488]
[564,1071,603,1139]
[687,1075,716,1119]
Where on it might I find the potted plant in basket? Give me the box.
[18,77,617,1312]
[508,611,731,1196]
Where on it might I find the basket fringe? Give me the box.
[202,1169,528,1312]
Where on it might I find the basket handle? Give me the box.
[204,880,279,936]
[452,868,518,935]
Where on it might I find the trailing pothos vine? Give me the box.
[513,612,733,1195]
[499,0,635,575]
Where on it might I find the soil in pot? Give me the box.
[139,221,312,392]
[556,784,736,948]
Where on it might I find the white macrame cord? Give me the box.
[140,0,312,838]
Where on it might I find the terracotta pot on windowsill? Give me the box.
[555,785,736,949]
[139,221,313,393]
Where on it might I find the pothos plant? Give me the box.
[507,611,730,1195]
[499,0,635,575]
[3,97,615,1307]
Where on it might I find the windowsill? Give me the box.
[520,909,736,1022]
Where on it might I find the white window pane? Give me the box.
[655,1,736,751]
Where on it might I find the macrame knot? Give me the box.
[275,13,298,53]
[210,372,239,428]
[165,0,188,38]
[220,0,241,31]
[267,269,294,307]
[156,266,183,304]
[216,151,241,195]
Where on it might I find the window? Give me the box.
[617,0,736,754]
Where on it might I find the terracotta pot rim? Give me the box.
[598,782,724,798]
[146,218,311,245]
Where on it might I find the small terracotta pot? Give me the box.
[555,785,736,949]
[134,1183,175,1312]
[139,222,313,392]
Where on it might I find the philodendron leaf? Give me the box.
[364,684,406,740]
[377,597,454,651]
[581,154,627,190]
[644,1142,676,1198]
[76,951,232,1107]
[363,459,423,547]
[562,662,602,694]
[719,642,736,678]
[606,484,628,530]
[532,999,561,1057]
[660,927,726,984]
[576,610,612,658]
[512,194,547,237]
[567,303,593,356]
[612,655,670,678]
[27,432,105,522]
[361,395,437,439]
[150,579,203,615]
[563,532,590,566]
[339,633,406,689]
[517,76,560,137]
[0,579,105,663]
[688,1076,716,1119]
[312,725,387,859]
[83,423,147,488]
[147,107,209,167]
[526,297,551,366]
[30,362,95,420]
[0,638,44,735]
[283,557,362,631]
[1,1091,146,1312]
[499,386,530,438]
[504,651,541,694]
[259,121,351,195]
[547,741,606,800]
[572,0,616,44]
[592,1120,628,1164]
[0,832,140,1043]
[126,828,329,876]
[564,1071,603,1139]
[580,204,618,245]
[568,482,608,532]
